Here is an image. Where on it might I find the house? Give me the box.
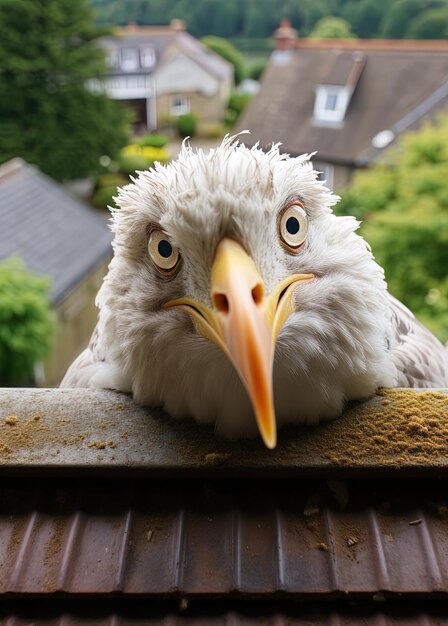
[238,27,448,189]
[0,159,112,386]
[91,20,233,132]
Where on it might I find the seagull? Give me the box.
[61,134,448,448]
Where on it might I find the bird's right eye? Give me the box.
[148,229,181,276]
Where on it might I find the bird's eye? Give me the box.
[148,229,181,275]
[278,203,308,251]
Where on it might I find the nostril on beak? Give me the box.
[251,283,264,306]
[213,292,230,313]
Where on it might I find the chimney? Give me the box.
[274,19,298,51]
[170,18,186,32]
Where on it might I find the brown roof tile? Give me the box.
[2,477,448,597]
[2,388,448,621]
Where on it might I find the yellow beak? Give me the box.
[163,238,314,449]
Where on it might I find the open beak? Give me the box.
[163,238,314,449]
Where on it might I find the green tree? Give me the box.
[337,116,448,342]
[0,258,56,385]
[0,0,129,181]
[381,0,424,39]
[346,0,388,38]
[407,7,448,39]
[309,16,358,39]
[201,35,245,84]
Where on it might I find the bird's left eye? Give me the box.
[278,202,308,251]
[148,229,181,275]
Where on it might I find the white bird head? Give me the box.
[101,134,396,448]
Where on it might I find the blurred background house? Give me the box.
[0,159,112,386]
[238,25,448,189]
[90,20,233,133]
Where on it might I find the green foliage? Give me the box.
[201,36,245,84]
[337,116,448,342]
[92,172,128,208]
[228,91,252,118]
[92,143,169,209]
[176,113,198,138]
[407,7,448,39]
[197,123,228,139]
[90,0,448,41]
[309,17,358,39]
[0,0,129,181]
[0,258,55,385]
[248,58,267,81]
[342,0,388,38]
[225,91,252,127]
[138,134,169,148]
[382,0,422,39]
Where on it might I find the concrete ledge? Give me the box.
[0,388,447,477]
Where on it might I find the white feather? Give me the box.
[61,134,448,439]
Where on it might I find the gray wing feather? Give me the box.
[60,321,130,391]
[388,294,448,387]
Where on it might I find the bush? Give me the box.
[337,114,448,342]
[117,154,152,177]
[248,59,267,81]
[92,173,128,209]
[0,258,55,385]
[121,144,169,164]
[138,134,169,148]
[198,123,228,139]
[92,145,170,209]
[176,113,198,138]
[226,92,253,127]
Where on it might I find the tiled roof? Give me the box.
[2,476,448,597]
[0,159,112,303]
[1,387,448,623]
[238,41,448,165]
[101,26,232,80]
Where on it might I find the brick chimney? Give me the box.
[274,19,298,51]
[170,18,186,32]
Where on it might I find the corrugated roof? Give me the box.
[238,44,448,165]
[0,159,112,303]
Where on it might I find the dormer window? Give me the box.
[140,47,155,68]
[314,85,350,125]
[120,48,139,71]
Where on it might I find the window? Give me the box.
[170,95,190,116]
[140,47,155,68]
[120,48,139,71]
[314,85,350,125]
[325,92,339,112]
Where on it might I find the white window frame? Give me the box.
[140,47,155,69]
[120,47,139,71]
[314,85,350,124]
[170,95,190,116]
